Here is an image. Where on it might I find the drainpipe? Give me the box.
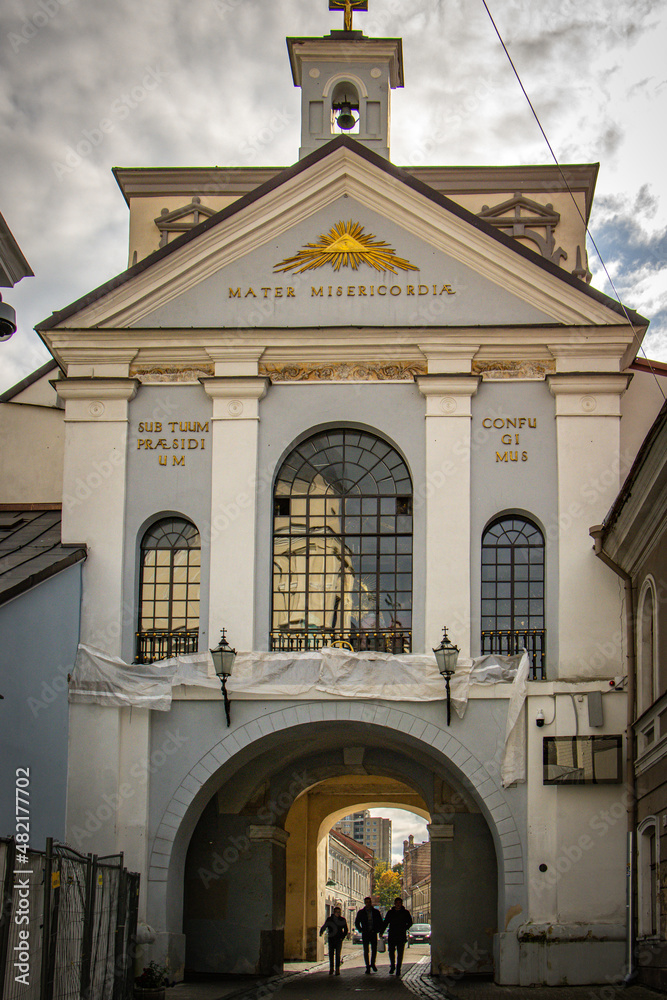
[589,525,637,984]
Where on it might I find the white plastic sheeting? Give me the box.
[69,645,218,711]
[69,645,529,784]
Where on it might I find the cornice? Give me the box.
[112,162,598,221]
[547,373,631,394]
[408,164,598,221]
[416,375,481,394]
[286,36,404,88]
[53,377,139,402]
[247,825,289,847]
[0,211,33,286]
[45,324,642,377]
[600,434,667,572]
[113,166,284,206]
[200,376,269,399]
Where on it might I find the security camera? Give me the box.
[536,709,545,728]
[0,295,17,343]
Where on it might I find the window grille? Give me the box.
[136,517,200,663]
[272,429,412,652]
[481,515,545,678]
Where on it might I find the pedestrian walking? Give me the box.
[381,897,412,977]
[320,905,349,975]
[354,896,383,973]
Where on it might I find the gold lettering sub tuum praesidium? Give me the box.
[136,420,210,467]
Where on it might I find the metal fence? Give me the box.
[270,628,412,654]
[480,628,546,680]
[0,838,139,1000]
[135,628,199,664]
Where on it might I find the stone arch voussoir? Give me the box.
[148,702,524,891]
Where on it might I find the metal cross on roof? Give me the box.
[329,0,368,32]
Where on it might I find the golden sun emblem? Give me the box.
[274,221,419,275]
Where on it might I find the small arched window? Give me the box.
[272,428,412,653]
[136,517,201,663]
[481,515,545,677]
[638,817,659,937]
[639,582,656,714]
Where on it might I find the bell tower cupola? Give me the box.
[287,1,404,161]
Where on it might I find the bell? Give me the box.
[336,102,357,131]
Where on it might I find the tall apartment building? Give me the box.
[335,811,392,867]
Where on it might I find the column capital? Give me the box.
[426,823,454,841]
[201,376,269,420]
[416,374,480,417]
[247,825,290,848]
[53,376,139,421]
[547,373,631,417]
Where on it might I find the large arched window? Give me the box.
[481,515,545,678]
[272,429,412,653]
[136,517,201,663]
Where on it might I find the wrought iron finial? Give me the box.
[329,0,368,32]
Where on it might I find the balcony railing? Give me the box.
[481,628,546,680]
[135,628,199,664]
[270,628,411,654]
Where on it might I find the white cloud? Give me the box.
[2,0,666,393]
[367,808,429,865]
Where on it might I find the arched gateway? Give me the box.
[146,702,523,979]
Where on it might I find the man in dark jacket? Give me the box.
[355,896,383,973]
[320,906,349,975]
[381,897,413,977]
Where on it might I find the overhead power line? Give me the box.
[480,0,665,401]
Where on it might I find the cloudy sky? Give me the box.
[1,0,666,393]
[367,808,429,864]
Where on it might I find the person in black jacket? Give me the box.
[381,897,413,977]
[354,897,383,973]
[320,906,349,975]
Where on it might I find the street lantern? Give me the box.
[210,629,236,727]
[433,627,459,725]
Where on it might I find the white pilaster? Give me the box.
[56,377,138,652]
[416,375,480,655]
[547,374,631,678]
[56,378,149,883]
[201,377,269,650]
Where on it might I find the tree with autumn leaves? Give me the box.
[372,861,403,910]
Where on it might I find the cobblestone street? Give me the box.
[168,945,666,1000]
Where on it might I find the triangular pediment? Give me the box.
[130,198,563,330]
[38,138,645,369]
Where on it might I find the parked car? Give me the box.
[351,929,363,944]
[407,923,431,944]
